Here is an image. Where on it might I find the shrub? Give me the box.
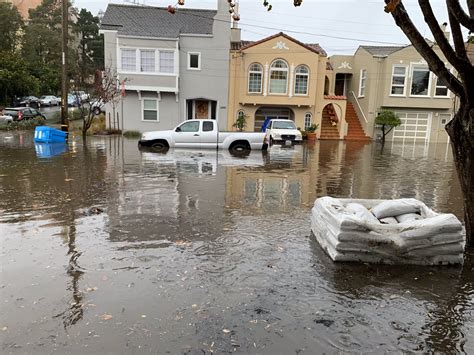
[123,130,141,138]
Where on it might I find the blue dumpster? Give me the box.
[34,126,68,143]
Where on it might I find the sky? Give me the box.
[72,0,464,56]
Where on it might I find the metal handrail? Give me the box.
[351,91,368,124]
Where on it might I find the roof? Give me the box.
[359,45,407,56]
[100,4,217,38]
[233,32,327,56]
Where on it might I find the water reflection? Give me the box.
[0,132,471,353]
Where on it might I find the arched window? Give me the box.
[269,59,288,94]
[304,112,312,130]
[324,76,330,95]
[294,65,309,95]
[248,63,263,94]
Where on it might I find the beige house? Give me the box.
[228,32,355,140]
[330,44,455,144]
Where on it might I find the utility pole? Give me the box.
[61,0,69,132]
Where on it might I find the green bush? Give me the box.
[0,118,46,131]
[306,123,320,133]
[123,130,141,138]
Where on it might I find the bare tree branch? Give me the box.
[418,0,461,69]
[388,1,465,98]
[467,0,474,18]
[449,10,469,64]
[446,0,474,32]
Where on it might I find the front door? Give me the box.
[174,121,201,148]
[195,100,209,119]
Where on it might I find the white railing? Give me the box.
[350,91,368,124]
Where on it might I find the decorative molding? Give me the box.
[272,41,290,50]
[338,61,352,70]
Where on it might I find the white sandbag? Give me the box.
[396,213,423,223]
[345,203,380,225]
[371,198,421,219]
[380,217,398,224]
[311,196,465,266]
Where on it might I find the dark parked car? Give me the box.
[18,96,40,108]
[3,107,46,121]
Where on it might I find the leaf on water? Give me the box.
[249,320,258,324]
[1,326,7,331]
[64,178,73,182]
[100,314,113,321]
[141,315,147,318]
[222,329,231,334]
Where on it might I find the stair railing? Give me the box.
[350,91,368,124]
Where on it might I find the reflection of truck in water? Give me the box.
[139,119,268,154]
[140,149,266,174]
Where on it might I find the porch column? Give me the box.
[289,64,295,98]
[263,62,269,97]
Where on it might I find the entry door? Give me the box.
[436,114,451,143]
[174,121,201,148]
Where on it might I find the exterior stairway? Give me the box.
[319,106,341,140]
[344,103,371,142]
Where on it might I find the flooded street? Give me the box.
[0,132,472,354]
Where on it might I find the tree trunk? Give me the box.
[446,104,473,248]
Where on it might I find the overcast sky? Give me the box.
[73,0,463,56]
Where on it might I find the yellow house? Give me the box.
[228,32,350,140]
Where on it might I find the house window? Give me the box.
[435,76,449,97]
[304,112,312,130]
[294,65,309,95]
[411,66,430,96]
[248,63,263,94]
[391,66,406,95]
[359,69,367,97]
[269,59,288,94]
[188,52,201,70]
[143,99,158,121]
[121,49,136,72]
[140,50,155,72]
[159,51,174,73]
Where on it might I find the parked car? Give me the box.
[3,107,46,121]
[90,99,105,115]
[71,91,89,102]
[265,119,303,145]
[18,96,40,108]
[139,119,268,154]
[0,114,14,124]
[39,95,60,106]
[67,94,81,107]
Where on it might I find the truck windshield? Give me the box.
[273,121,296,129]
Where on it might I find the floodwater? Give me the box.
[0,131,472,354]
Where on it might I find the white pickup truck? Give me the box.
[265,119,303,144]
[138,119,268,153]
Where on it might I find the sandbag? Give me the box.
[371,199,421,219]
[380,217,398,224]
[345,203,380,225]
[396,213,422,223]
[311,196,465,266]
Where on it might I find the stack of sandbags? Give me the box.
[311,197,465,265]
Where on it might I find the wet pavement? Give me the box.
[0,132,472,354]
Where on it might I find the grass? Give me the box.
[123,130,141,139]
[0,118,46,131]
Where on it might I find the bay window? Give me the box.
[248,63,263,94]
[294,65,309,95]
[359,69,367,97]
[391,66,406,95]
[435,77,449,97]
[140,50,155,72]
[269,59,288,94]
[121,49,136,72]
[411,66,430,96]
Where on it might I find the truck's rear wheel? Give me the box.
[150,140,169,153]
[229,141,251,157]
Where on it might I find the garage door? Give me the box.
[393,112,431,143]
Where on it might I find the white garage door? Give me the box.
[393,112,431,143]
